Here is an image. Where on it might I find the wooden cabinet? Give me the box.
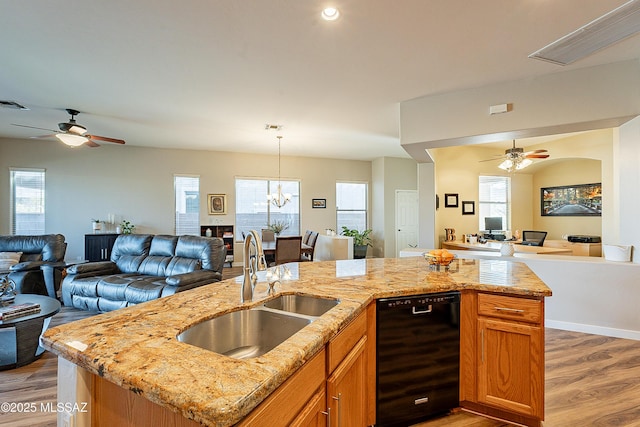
[242,304,374,427]
[544,239,601,256]
[326,337,367,426]
[325,310,369,426]
[200,225,234,266]
[84,233,118,262]
[238,349,326,427]
[461,292,545,427]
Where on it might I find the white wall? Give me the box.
[618,117,640,261]
[400,59,640,160]
[372,157,419,257]
[0,137,372,262]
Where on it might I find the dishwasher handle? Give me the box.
[412,305,433,314]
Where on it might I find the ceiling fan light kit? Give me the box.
[12,108,126,148]
[55,133,88,147]
[529,0,640,65]
[485,140,550,173]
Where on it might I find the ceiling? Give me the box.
[1,1,639,161]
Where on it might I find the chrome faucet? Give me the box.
[242,229,267,302]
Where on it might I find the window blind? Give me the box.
[478,176,510,231]
[10,168,45,235]
[174,175,200,235]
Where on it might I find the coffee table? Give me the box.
[0,294,61,370]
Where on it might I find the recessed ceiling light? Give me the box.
[321,7,340,21]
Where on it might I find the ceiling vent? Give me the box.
[0,100,29,110]
[529,0,640,65]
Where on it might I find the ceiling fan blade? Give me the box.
[87,134,125,145]
[525,154,550,159]
[85,139,101,148]
[12,123,59,133]
[479,158,502,162]
[30,134,58,139]
[523,149,548,155]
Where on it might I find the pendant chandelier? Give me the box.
[267,135,292,208]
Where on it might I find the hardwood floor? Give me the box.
[2,270,639,426]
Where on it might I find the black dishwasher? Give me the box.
[376,291,460,426]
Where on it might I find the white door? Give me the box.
[396,190,419,256]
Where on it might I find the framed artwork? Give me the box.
[541,183,601,216]
[312,198,326,209]
[462,201,475,215]
[444,193,459,208]
[208,194,227,215]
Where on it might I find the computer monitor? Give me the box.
[521,231,547,246]
[484,217,503,233]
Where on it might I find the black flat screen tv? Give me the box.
[484,217,503,232]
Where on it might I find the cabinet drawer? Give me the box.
[326,310,366,373]
[478,293,541,324]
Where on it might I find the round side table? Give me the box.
[0,294,61,370]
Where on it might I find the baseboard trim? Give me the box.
[546,320,640,341]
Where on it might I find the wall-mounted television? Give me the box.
[484,217,503,232]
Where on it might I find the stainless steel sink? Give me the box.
[262,294,340,317]
[177,308,311,359]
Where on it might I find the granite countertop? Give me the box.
[41,256,551,427]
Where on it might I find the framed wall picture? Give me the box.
[541,183,601,216]
[312,198,326,208]
[444,193,459,208]
[462,201,475,215]
[208,194,227,215]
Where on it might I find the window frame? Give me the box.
[336,181,369,233]
[478,175,511,232]
[10,167,46,235]
[174,174,200,236]
[235,177,301,240]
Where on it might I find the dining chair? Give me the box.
[301,231,319,262]
[273,236,302,265]
[262,229,275,242]
[302,230,312,245]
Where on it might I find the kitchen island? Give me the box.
[41,256,551,427]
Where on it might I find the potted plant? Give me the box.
[341,226,372,259]
[120,220,135,235]
[91,219,102,233]
[268,220,289,236]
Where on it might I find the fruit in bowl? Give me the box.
[424,249,456,266]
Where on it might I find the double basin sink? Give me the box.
[177,294,340,359]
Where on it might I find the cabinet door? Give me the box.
[327,336,367,427]
[477,318,544,418]
[290,387,327,427]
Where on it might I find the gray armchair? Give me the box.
[0,234,67,296]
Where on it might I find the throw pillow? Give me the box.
[0,252,23,270]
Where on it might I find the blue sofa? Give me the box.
[61,234,226,312]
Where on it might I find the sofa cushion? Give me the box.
[149,235,178,256]
[111,234,152,273]
[138,256,172,276]
[176,235,224,272]
[0,251,23,270]
[0,234,66,262]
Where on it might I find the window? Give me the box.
[235,178,300,239]
[10,168,45,235]
[478,176,510,231]
[174,175,200,235]
[336,182,368,232]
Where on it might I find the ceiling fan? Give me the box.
[12,108,126,148]
[480,140,549,172]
